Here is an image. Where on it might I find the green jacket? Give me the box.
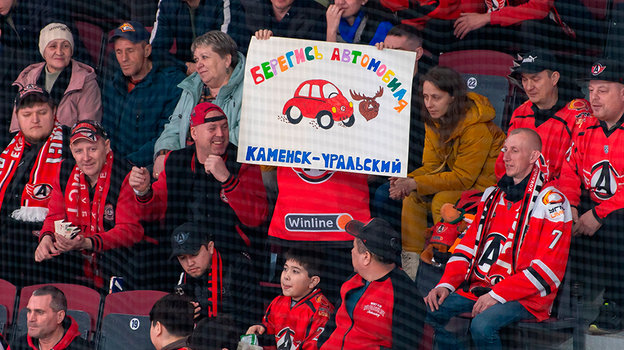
[154,52,245,156]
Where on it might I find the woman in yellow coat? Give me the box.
[389,66,505,280]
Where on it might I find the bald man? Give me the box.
[424,128,573,350]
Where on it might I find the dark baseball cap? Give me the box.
[345,218,402,265]
[170,222,213,259]
[511,49,558,76]
[109,21,150,44]
[585,58,624,84]
[14,84,52,109]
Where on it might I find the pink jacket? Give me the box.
[11,59,102,132]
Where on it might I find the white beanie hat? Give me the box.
[39,23,74,57]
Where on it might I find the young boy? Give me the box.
[246,248,334,350]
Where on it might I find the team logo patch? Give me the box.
[26,183,53,200]
[590,160,620,200]
[592,63,606,76]
[569,99,590,111]
[220,189,229,203]
[104,204,114,221]
[118,23,136,32]
[542,190,564,205]
[276,327,296,350]
[173,231,189,244]
[293,168,334,184]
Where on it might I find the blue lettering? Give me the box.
[245,146,258,161]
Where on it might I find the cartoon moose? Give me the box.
[350,87,383,121]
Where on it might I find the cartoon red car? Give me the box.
[282,79,354,129]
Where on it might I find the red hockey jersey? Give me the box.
[495,99,591,181]
[269,168,370,242]
[558,115,624,219]
[437,181,572,321]
[261,289,333,350]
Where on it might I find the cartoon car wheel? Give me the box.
[316,111,334,129]
[342,114,355,127]
[286,106,303,124]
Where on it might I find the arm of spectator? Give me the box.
[557,142,581,208]
[88,177,144,251]
[53,234,92,253]
[573,210,602,236]
[388,177,417,200]
[407,131,442,179]
[254,29,273,40]
[76,70,103,122]
[223,164,268,227]
[424,286,451,312]
[149,0,175,56]
[34,235,61,262]
[326,4,344,42]
[453,12,491,39]
[128,68,184,167]
[129,166,151,195]
[489,0,552,26]
[391,281,425,349]
[132,165,168,222]
[412,123,495,196]
[38,171,68,238]
[300,297,334,350]
[246,325,266,335]
[471,293,499,316]
[490,191,572,304]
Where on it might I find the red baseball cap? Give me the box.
[190,102,227,127]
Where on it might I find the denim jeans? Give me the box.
[425,292,534,350]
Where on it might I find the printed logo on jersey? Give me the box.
[542,190,564,205]
[292,168,334,184]
[276,327,297,350]
[26,183,53,200]
[104,204,114,221]
[590,160,620,200]
[284,213,352,232]
[474,232,506,280]
[363,301,386,318]
[487,274,505,285]
[592,63,606,76]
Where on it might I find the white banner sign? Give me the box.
[238,37,415,176]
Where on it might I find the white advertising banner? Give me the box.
[237,37,415,177]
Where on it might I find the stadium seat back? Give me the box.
[18,283,101,333]
[461,74,510,128]
[0,279,16,333]
[98,314,153,350]
[15,309,91,340]
[438,50,515,77]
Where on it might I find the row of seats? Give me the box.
[0,279,166,350]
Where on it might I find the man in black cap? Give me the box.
[559,58,624,334]
[0,85,71,287]
[170,222,259,332]
[102,20,185,168]
[495,49,591,182]
[318,218,425,349]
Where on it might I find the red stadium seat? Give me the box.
[0,279,16,334]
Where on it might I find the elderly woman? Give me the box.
[153,30,244,177]
[389,66,505,279]
[10,23,102,132]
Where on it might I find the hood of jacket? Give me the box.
[446,92,496,142]
[27,315,81,350]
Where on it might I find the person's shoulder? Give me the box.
[67,335,91,350]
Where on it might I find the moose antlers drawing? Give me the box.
[350,87,384,121]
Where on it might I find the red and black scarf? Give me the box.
[183,249,223,317]
[64,151,113,288]
[467,157,547,285]
[0,122,64,222]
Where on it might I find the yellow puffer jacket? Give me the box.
[408,92,505,196]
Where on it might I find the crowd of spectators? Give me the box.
[1,0,624,349]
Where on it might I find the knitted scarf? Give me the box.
[182,250,223,318]
[64,151,113,289]
[466,157,546,286]
[0,122,64,222]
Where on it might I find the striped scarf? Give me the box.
[466,157,547,285]
[0,122,64,222]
